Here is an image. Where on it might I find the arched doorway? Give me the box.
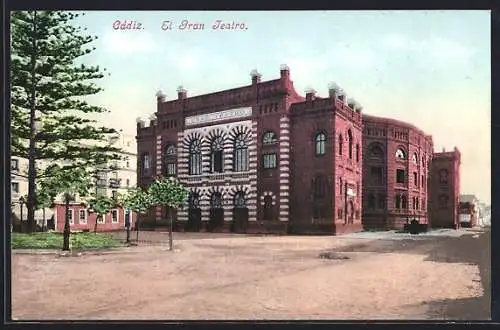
[232,191,248,233]
[348,201,355,224]
[263,195,273,221]
[186,192,201,232]
[209,192,224,232]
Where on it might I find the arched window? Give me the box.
[188,139,202,175]
[210,136,224,173]
[395,148,406,160]
[164,144,177,176]
[234,191,246,208]
[401,195,408,209]
[141,153,151,172]
[165,144,176,156]
[315,132,326,156]
[188,192,200,209]
[233,133,249,172]
[395,195,401,209]
[338,134,343,156]
[369,144,384,159]
[262,131,277,145]
[347,130,353,159]
[313,175,328,199]
[356,144,360,162]
[210,192,223,208]
[412,152,418,165]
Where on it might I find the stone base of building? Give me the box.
[153,220,289,235]
[288,221,363,235]
[335,222,363,235]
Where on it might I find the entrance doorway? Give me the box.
[209,192,224,232]
[186,192,202,232]
[232,191,249,233]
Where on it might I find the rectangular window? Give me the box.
[11,159,19,171]
[79,209,87,224]
[413,172,418,187]
[98,214,105,224]
[262,153,277,169]
[68,209,74,225]
[111,210,119,223]
[166,163,177,176]
[422,175,425,189]
[112,190,117,199]
[11,182,19,193]
[396,169,405,184]
[370,167,383,185]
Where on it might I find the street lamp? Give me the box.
[19,195,26,232]
[27,116,43,232]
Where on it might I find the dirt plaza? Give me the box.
[12,228,490,320]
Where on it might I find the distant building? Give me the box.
[458,194,479,228]
[10,132,138,232]
[428,148,461,229]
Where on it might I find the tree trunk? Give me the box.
[62,195,71,251]
[42,208,45,232]
[169,212,174,251]
[27,10,38,234]
[94,214,100,233]
[136,217,140,242]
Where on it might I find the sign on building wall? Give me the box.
[185,107,252,127]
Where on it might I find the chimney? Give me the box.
[149,114,157,127]
[136,117,145,129]
[305,87,316,101]
[280,64,290,80]
[250,69,262,84]
[328,82,340,98]
[177,86,187,100]
[156,90,167,103]
[337,89,347,104]
[347,98,356,110]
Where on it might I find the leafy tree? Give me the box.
[39,166,93,250]
[10,10,122,232]
[122,188,153,242]
[148,177,188,251]
[35,182,54,231]
[87,194,113,234]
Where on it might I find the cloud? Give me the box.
[382,34,475,65]
[101,31,157,54]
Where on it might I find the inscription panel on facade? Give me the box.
[185,107,252,127]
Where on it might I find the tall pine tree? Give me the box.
[11,11,122,232]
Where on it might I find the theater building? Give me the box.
[136,65,461,234]
[361,115,434,230]
[136,66,363,234]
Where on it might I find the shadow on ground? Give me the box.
[331,229,491,320]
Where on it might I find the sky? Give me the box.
[72,10,490,203]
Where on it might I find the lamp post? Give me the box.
[27,116,43,233]
[19,195,26,232]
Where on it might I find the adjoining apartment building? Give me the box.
[10,132,138,232]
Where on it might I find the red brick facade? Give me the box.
[136,66,460,234]
[428,149,461,228]
[362,115,433,230]
[53,203,137,232]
